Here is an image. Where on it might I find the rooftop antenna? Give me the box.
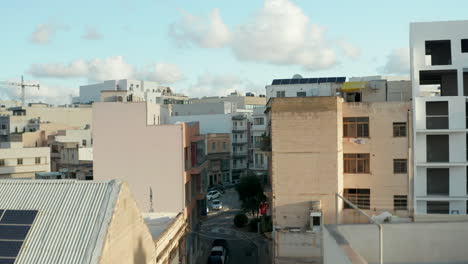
[0,75,40,106]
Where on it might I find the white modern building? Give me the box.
[250,106,268,182]
[0,142,50,179]
[74,79,188,104]
[411,20,468,218]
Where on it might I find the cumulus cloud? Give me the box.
[169,8,231,48]
[28,56,184,84]
[168,0,358,71]
[185,73,262,98]
[82,26,102,40]
[379,47,410,74]
[0,80,75,105]
[30,23,68,44]
[338,40,361,59]
[142,63,185,84]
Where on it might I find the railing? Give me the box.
[336,193,383,264]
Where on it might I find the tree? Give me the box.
[234,213,249,227]
[235,174,266,219]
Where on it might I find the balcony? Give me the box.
[0,129,8,136]
[260,136,271,152]
[233,151,248,158]
[232,138,248,144]
[232,127,247,133]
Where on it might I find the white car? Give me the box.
[211,200,223,210]
[206,190,221,201]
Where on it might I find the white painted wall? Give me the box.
[169,114,232,134]
[265,82,340,101]
[0,145,50,178]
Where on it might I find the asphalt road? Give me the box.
[197,189,268,264]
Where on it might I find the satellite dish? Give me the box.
[292,74,303,79]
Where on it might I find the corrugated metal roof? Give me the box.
[0,179,121,264]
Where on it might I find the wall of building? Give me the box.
[99,182,157,264]
[172,102,234,116]
[25,105,92,129]
[271,97,343,228]
[337,222,468,264]
[93,102,184,213]
[22,122,79,147]
[266,82,341,101]
[169,114,232,134]
[54,129,92,146]
[342,102,411,222]
[0,144,50,178]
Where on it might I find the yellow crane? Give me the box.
[0,75,40,106]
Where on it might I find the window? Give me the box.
[82,140,86,146]
[426,135,449,162]
[35,157,41,164]
[462,39,468,53]
[393,159,407,173]
[344,153,370,173]
[0,159,4,166]
[426,101,448,129]
[254,118,264,125]
[393,195,408,210]
[240,134,243,139]
[222,142,226,151]
[240,122,243,126]
[393,122,407,137]
[427,201,449,214]
[17,158,23,165]
[276,91,285,97]
[420,70,458,96]
[211,142,216,151]
[0,124,5,129]
[425,40,451,66]
[297,91,306,97]
[343,117,369,138]
[343,189,370,209]
[427,168,449,195]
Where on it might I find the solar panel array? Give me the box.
[271,77,346,85]
[0,210,37,264]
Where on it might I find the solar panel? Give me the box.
[0,258,15,264]
[318,78,327,83]
[0,241,22,258]
[337,77,346,83]
[0,211,3,219]
[0,226,31,240]
[281,79,291,85]
[299,78,308,84]
[272,79,281,85]
[0,210,37,225]
[290,79,300,84]
[308,78,318,83]
[327,77,337,82]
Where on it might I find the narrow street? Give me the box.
[196,189,270,264]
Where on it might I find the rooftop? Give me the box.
[0,179,121,264]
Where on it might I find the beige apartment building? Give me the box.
[0,142,50,179]
[267,78,412,263]
[205,133,231,185]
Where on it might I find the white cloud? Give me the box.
[29,56,183,84]
[142,63,185,84]
[379,47,410,74]
[169,8,231,48]
[0,80,75,105]
[30,23,68,44]
[82,26,102,40]
[168,0,357,71]
[185,73,262,98]
[338,40,361,59]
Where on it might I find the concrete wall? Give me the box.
[338,222,468,264]
[275,231,321,258]
[270,97,342,227]
[25,106,92,129]
[93,102,184,213]
[266,83,341,101]
[99,182,157,264]
[169,114,232,134]
[0,145,50,178]
[22,122,79,147]
[323,226,366,264]
[342,102,411,222]
[54,129,92,146]
[172,102,234,116]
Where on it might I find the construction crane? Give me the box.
[0,75,40,106]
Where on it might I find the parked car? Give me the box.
[206,190,221,201]
[208,239,229,264]
[208,184,225,194]
[211,200,223,210]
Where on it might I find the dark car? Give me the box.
[208,239,229,264]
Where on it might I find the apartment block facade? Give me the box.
[411,20,468,219]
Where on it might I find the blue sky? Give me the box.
[0,0,466,104]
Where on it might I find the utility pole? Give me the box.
[0,75,40,106]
